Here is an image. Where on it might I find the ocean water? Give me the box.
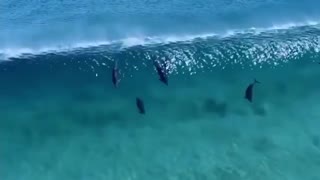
[1,0,320,179]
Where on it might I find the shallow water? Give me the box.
[1,57,320,180]
[1,0,320,179]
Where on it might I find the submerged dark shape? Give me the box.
[154,60,168,85]
[203,98,228,118]
[112,61,120,88]
[245,79,260,102]
[136,97,145,114]
[312,135,320,148]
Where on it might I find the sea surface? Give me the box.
[1,0,320,179]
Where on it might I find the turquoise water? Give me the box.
[1,0,320,179]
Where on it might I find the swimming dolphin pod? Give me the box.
[111,60,263,114]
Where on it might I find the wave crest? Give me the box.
[1,22,320,74]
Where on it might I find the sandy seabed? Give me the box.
[1,61,320,180]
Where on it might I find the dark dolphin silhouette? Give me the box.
[245,79,260,102]
[154,60,168,85]
[112,61,120,88]
[136,97,145,114]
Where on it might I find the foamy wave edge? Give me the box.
[0,20,319,61]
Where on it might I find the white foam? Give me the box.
[0,40,113,60]
[1,20,319,60]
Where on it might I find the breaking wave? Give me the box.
[1,21,320,75]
